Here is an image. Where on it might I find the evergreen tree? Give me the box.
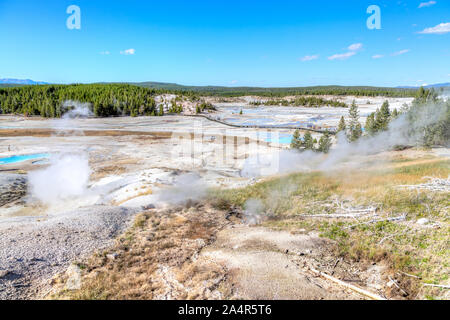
[317,131,332,153]
[290,129,303,150]
[348,101,362,142]
[380,100,391,119]
[392,108,399,118]
[0,84,163,118]
[303,132,314,150]
[407,88,449,147]
[337,116,346,133]
[376,100,391,130]
[365,113,376,135]
[355,122,362,139]
[413,87,438,105]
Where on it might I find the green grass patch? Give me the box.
[210,158,450,298]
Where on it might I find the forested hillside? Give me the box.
[0,83,427,118]
[0,84,164,117]
[251,96,348,108]
[135,82,418,97]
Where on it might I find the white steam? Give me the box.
[243,198,265,225]
[242,101,449,177]
[28,101,94,206]
[156,172,207,206]
[53,101,94,135]
[439,88,450,100]
[62,100,93,119]
[28,153,91,205]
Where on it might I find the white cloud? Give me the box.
[328,51,357,61]
[416,80,428,86]
[328,43,363,61]
[392,49,410,56]
[418,22,450,34]
[418,1,436,8]
[348,43,363,51]
[372,54,384,59]
[100,51,110,55]
[230,80,238,84]
[120,48,136,55]
[300,55,319,62]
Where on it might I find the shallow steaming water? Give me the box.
[0,153,51,165]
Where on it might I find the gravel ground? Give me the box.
[0,173,27,208]
[0,205,139,300]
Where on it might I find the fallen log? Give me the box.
[388,276,409,296]
[397,271,422,280]
[397,176,450,192]
[308,267,386,300]
[422,283,450,289]
[301,210,377,219]
[345,215,406,229]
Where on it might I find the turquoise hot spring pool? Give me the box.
[0,153,51,165]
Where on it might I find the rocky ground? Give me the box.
[0,116,267,300]
[0,174,27,208]
[50,203,386,300]
[0,113,446,300]
[200,225,367,300]
[0,205,139,300]
[50,203,234,300]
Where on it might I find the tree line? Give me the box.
[196,102,216,114]
[290,130,332,153]
[0,84,166,117]
[136,82,419,98]
[359,88,449,146]
[250,96,348,108]
[291,87,449,152]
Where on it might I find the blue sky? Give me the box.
[0,0,449,87]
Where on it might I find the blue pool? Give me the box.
[264,134,293,144]
[0,153,51,165]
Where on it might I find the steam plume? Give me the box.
[28,153,91,205]
[242,101,449,176]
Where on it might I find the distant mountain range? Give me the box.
[397,83,450,89]
[1,78,448,90]
[0,78,48,85]
[133,82,449,95]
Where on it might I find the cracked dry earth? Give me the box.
[51,203,389,300]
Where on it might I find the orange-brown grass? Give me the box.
[213,156,449,299]
[113,188,153,206]
[91,165,127,180]
[50,204,232,300]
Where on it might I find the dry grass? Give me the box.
[113,188,153,206]
[50,204,233,300]
[91,165,127,180]
[213,155,450,299]
[50,153,449,300]
[0,128,173,139]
